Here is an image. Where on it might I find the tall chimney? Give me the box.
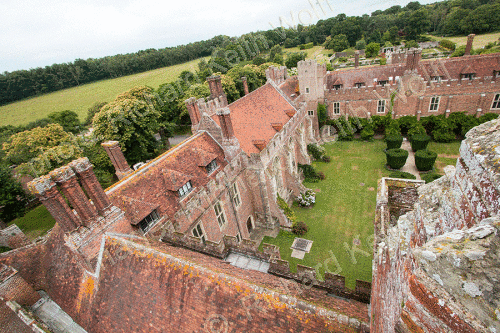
[49,166,99,227]
[70,157,113,216]
[354,51,360,68]
[216,107,235,140]
[28,175,80,232]
[465,34,475,56]
[185,97,201,126]
[242,76,249,95]
[101,141,133,180]
[207,75,228,106]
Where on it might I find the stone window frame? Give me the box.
[308,110,314,116]
[378,80,388,87]
[305,87,310,94]
[236,232,242,243]
[214,201,227,229]
[429,96,440,112]
[355,82,365,88]
[206,159,218,175]
[377,100,386,113]
[461,73,474,81]
[178,181,193,198]
[333,102,340,115]
[492,93,500,110]
[138,209,160,234]
[230,182,241,207]
[192,222,206,243]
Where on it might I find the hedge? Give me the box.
[360,127,374,141]
[385,148,409,169]
[389,171,416,180]
[415,150,437,171]
[421,173,443,183]
[410,134,431,152]
[385,134,403,149]
[298,164,320,182]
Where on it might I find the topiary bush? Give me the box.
[421,173,443,184]
[385,148,409,169]
[415,150,437,171]
[410,134,431,152]
[298,164,320,183]
[407,123,427,137]
[389,171,417,180]
[292,222,308,235]
[385,134,403,149]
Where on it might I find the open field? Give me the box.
[8,205,55,240]
[260,140,392,289]
[427,32,500,49]
[0,57,208,127]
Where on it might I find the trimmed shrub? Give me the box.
[307,144,324,160]
[407,123,427,137]
[360,127,375,141]
[298,164,320,183]
[318,171,326,180]
[432,120,456,142]
[292,222,308,235]
[397,116,418,136]
[321,155,331,163]
[385,121,401,136]
[415,150,437,171]
[439,39,456,51]
[385,134,403,149]
[385,148,409,169]
[421,173,443,184]
[389,171,417,180]
[410,134,431,152]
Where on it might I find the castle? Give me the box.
[0,34,499,332]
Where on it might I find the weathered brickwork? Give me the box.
[372,117,500,332]
[0,225,30,249]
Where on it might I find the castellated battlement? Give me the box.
[161,227,372,304]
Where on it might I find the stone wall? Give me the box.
[0,225,30,250]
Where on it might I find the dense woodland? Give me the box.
[2,0,500,107]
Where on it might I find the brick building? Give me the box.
[0,36,499,331]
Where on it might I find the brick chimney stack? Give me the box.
[185,97,201,126]
[28,175,80,232]
[101,141,133,180]
[465,34,475,56]
[354,51,360,68]
[242,76,249,95]
[405,48,422,71]
[207,75,228,106]
[70,157,113,216]
[49,166,99,227]
[216,107,235,140]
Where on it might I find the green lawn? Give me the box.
[260,140,391,289]
[8,205,56,240]
[428,141,461,174]
[0,57,209,127]
[426,32,500,49]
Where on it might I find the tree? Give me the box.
[48,110,81,134]
[365,43,381,58]
[93,86,162,165]
[405,8,431,40]
[355,39,366,50]
[285,52,306,69]
[86,102,107,125]
[0,165,27,222]
[404,40,419,49]
[326,34,349,52]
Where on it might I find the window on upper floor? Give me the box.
[206,159,218,174]
[192,223,206,243]
[355,82,365,88]
[236,233,242,243]
[378,80,388,86]
[429,96,440,112]
[492,94,500,109]
[214,202,227,228]
[333,84,342,90]
[377,100,386,113]
[333,102,340,115]
[178,181,193,198]
[138,210,160,234]
[431,76,442,83]
[230,183,241,207]
[461,73,474,80]
[305,87,310,93]
[308,110,314,116]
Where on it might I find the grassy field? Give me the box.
[8,205,56,240]
[0,57,208,127]
[260,140,392,289]
[427,32,500,49]
[428,141,461,174]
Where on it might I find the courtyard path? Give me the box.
[400,138,421,180]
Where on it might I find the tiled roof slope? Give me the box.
[105,132,226,225]
[89,235,369,332]
[217,83,297,155]
[279,76,299,101]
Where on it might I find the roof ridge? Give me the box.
[227,82,273,107]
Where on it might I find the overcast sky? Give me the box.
[1,0,431,73]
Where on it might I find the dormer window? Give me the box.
[206,159,218,174]
[378,80,388,86]
[431,76,442,82]
[333,84,342,90]
[461,73,474,80]
[305,87,310,93]
[355,82,365,88]
[178,181,193,198]
[138,210,160,233]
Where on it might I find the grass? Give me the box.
[260,140,392,289]
[8,205,56,240]
[0,57,209,127]
[426,32,500,49]
[428,141,461,173]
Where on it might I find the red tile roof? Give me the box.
[215,83,297,155]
